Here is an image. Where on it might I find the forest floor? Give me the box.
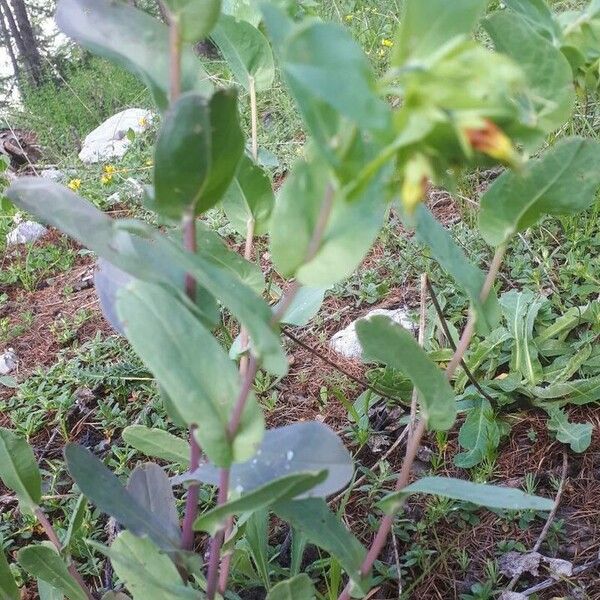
[1,1,600,599]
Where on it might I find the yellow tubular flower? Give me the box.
[401,154,432,215]
[464,119,520,167]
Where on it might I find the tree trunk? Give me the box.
[7,0,43,86]
[0,3,20,86]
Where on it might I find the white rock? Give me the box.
[329,307,414,360]
[0,350,17,375]
[124,177,144,198]
[39,168,65,182]
[78,108,153,164]
[6,220,48,246]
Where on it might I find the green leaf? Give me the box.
[502,0,562,44]
[222,0,261,26]
[529,375,600,405]
[273,499,368,594]
[64,444,180,550]
[117,282,264,466]
[0,428,41,512]
[101,593,131,600]
[454,400,501,468]
[379,476,554,514]
[277,287,326,327]
[222,155,275,237]
[163,0,221,43]
[262,6,390,135]
[479,137,600,246]
[266,574,316,600]
[154,90,244,218]
[484,10,575,136]
[393,0,488,64]
[108,532,199,600]
[500,290,545,385]
[270,160,386,286]
[356,316,456,430]
[0,546,19,600]
[38,580,65,600]
[194,471,327,535]
[122,426,190,468]
[55,0,212,111]
[17,545,87,600]
[62,495,87,550]
[212,15,275,91]
[413,205,500,334]
[126,464,180,543]
[544,406,592,452]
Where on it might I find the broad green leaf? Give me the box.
[262,6,390,135]
[94,259,131,336]
[55,0,212,111]
[454,400,500,468]
[0,375,17,388]
[212,15,275,91]
[62,495,87,550]
[270,160,386,286]
[154,90,244,218]
[266,574,316,600]
[479,137,600,246]
[544,345,591,385]
[529,375,600,404]
[194,471,327,535]
[503,0,562,44]
[500,290,545,385]
[222,155,275,236]
[17,545,87,600]
[126,464,180,542]
[413,205,500,334]
[484,11,575,135]
[277,287,326,326]
[222,0,261,26]
[163,0,221,43]
[175,422,353,498]
[545,406,592,452]
[379,476,554,514]
[393,0,487,64]
[0,546,18,600]
[356,316,456,430]
[64,444,180,550]
[245,509,270,588]
[122,426,190,467]
[117,282,264,466]
[108,532,199,600]
[0,428,41,511]
[101,593,131,600]
[273,499,368,595]
[38,580,64,600]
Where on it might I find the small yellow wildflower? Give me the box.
[67,178,81,191]
[100,174,113,185]
[401,154,432,215]
[138,116,148,128]
[145,159,153,166]
[464,119,520,167]
[381,38,394,47]
[345,14,353,21]
[103,164,117,176]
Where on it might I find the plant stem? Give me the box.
[35,508,94,600]
[205,468,230,599]
[409,274,427,435]
[168,16,181,103]
[337,245,506,600]
[181,427,201,550]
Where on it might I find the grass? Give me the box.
[1,0,599,598]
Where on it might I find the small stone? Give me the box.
[542,556,573,578]
[106,192,121,205]
[416,445,434,463]
[499,593,527,600]
[0,350,18,375]
[6,220,47,246]
[498,551,542,578]
[329,307,414,360]
[40,168,65,182]
[124,177,144,198]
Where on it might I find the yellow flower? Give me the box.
[381,38,394,48]
[103,164,117,176]
[138,116,148,127]
[100,174,113,185]
[464,119,520,167]
[67,178,81,191]
[401,154,432,215]
[145,159,153,166]
[345,14,353,21]
[378,48,386,57]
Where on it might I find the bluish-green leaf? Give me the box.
[480,137,600,246]
[454,400,500,468]
[212,15,275,91]
[163,0,221,43]
[277,287,326,326]
[62,495,87,550]
[266,574,316,600]
[502,0,562,44]
[64,444,180,550]
[0,546,19,600]
[545,406,592,452]
[0,427,41,512]
[17,545,87,600]
[117,282,264,466]
[122,426,190,468]
[222,154,275,236]
[413,205,500,334]
[55,0,212,111]
[379,476,554,514]
[194,471,327,535]
[356,316,456,430]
